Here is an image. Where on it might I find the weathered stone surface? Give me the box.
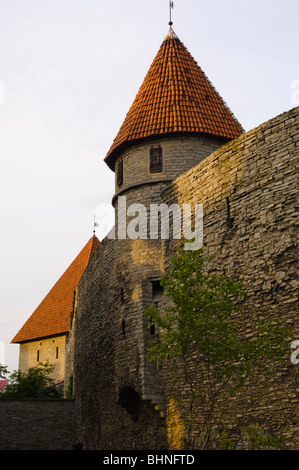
[0,399,74,450]
[19,336,66,384]
[113,135,225,204]
[71,106,299,450]
[159,106,299,448]
[72,236,168,450]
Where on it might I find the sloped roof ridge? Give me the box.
[11,235,100,344]
[166,28,243,133]
[85,234,100,266]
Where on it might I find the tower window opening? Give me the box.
[149,280,163,336]
[56,347,59,359]
[150,146,163,173]
[117,159,123,186]
[120,288,125,303]
[226,196,234,229]
[152,280,163,301]
[37,350,40,362]
[149,313,156,336]
[117,386,141,422]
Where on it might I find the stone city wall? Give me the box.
[72,106,298,450]
[0,399,74,450]
[159,106,299,448]
[73,236,167,450]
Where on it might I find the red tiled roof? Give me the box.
[0,380,8,392]
[11,235,100,344]
[105,27,244,170]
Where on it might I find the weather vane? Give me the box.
[93,214,99,235]
[169,1,174,26]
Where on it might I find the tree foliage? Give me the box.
[2,362,62,399]
[0,364,8,380]
[145,245,292,449]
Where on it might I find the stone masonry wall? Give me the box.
[111,135,227,410]
[0,399,74,450]
[73,106,298,450]
[19,335,66,385]
[113,135,225,203]
[73,235,167,450]
[159,106,299,448]
[113,183,167,410]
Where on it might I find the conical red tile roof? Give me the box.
[105,27,244,170]
[11,235,100,344]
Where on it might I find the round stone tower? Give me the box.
[104,26,243,410]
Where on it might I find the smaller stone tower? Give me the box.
[11,235,100,386]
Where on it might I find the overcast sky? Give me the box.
[0,0,298,373]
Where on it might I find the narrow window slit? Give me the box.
[226,196,234,229]
[117,160,123,186]
[121,319,126,339]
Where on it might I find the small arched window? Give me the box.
[150,146,163,173]
[117,159,123,186]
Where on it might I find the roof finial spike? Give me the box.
[169,0,174,26]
